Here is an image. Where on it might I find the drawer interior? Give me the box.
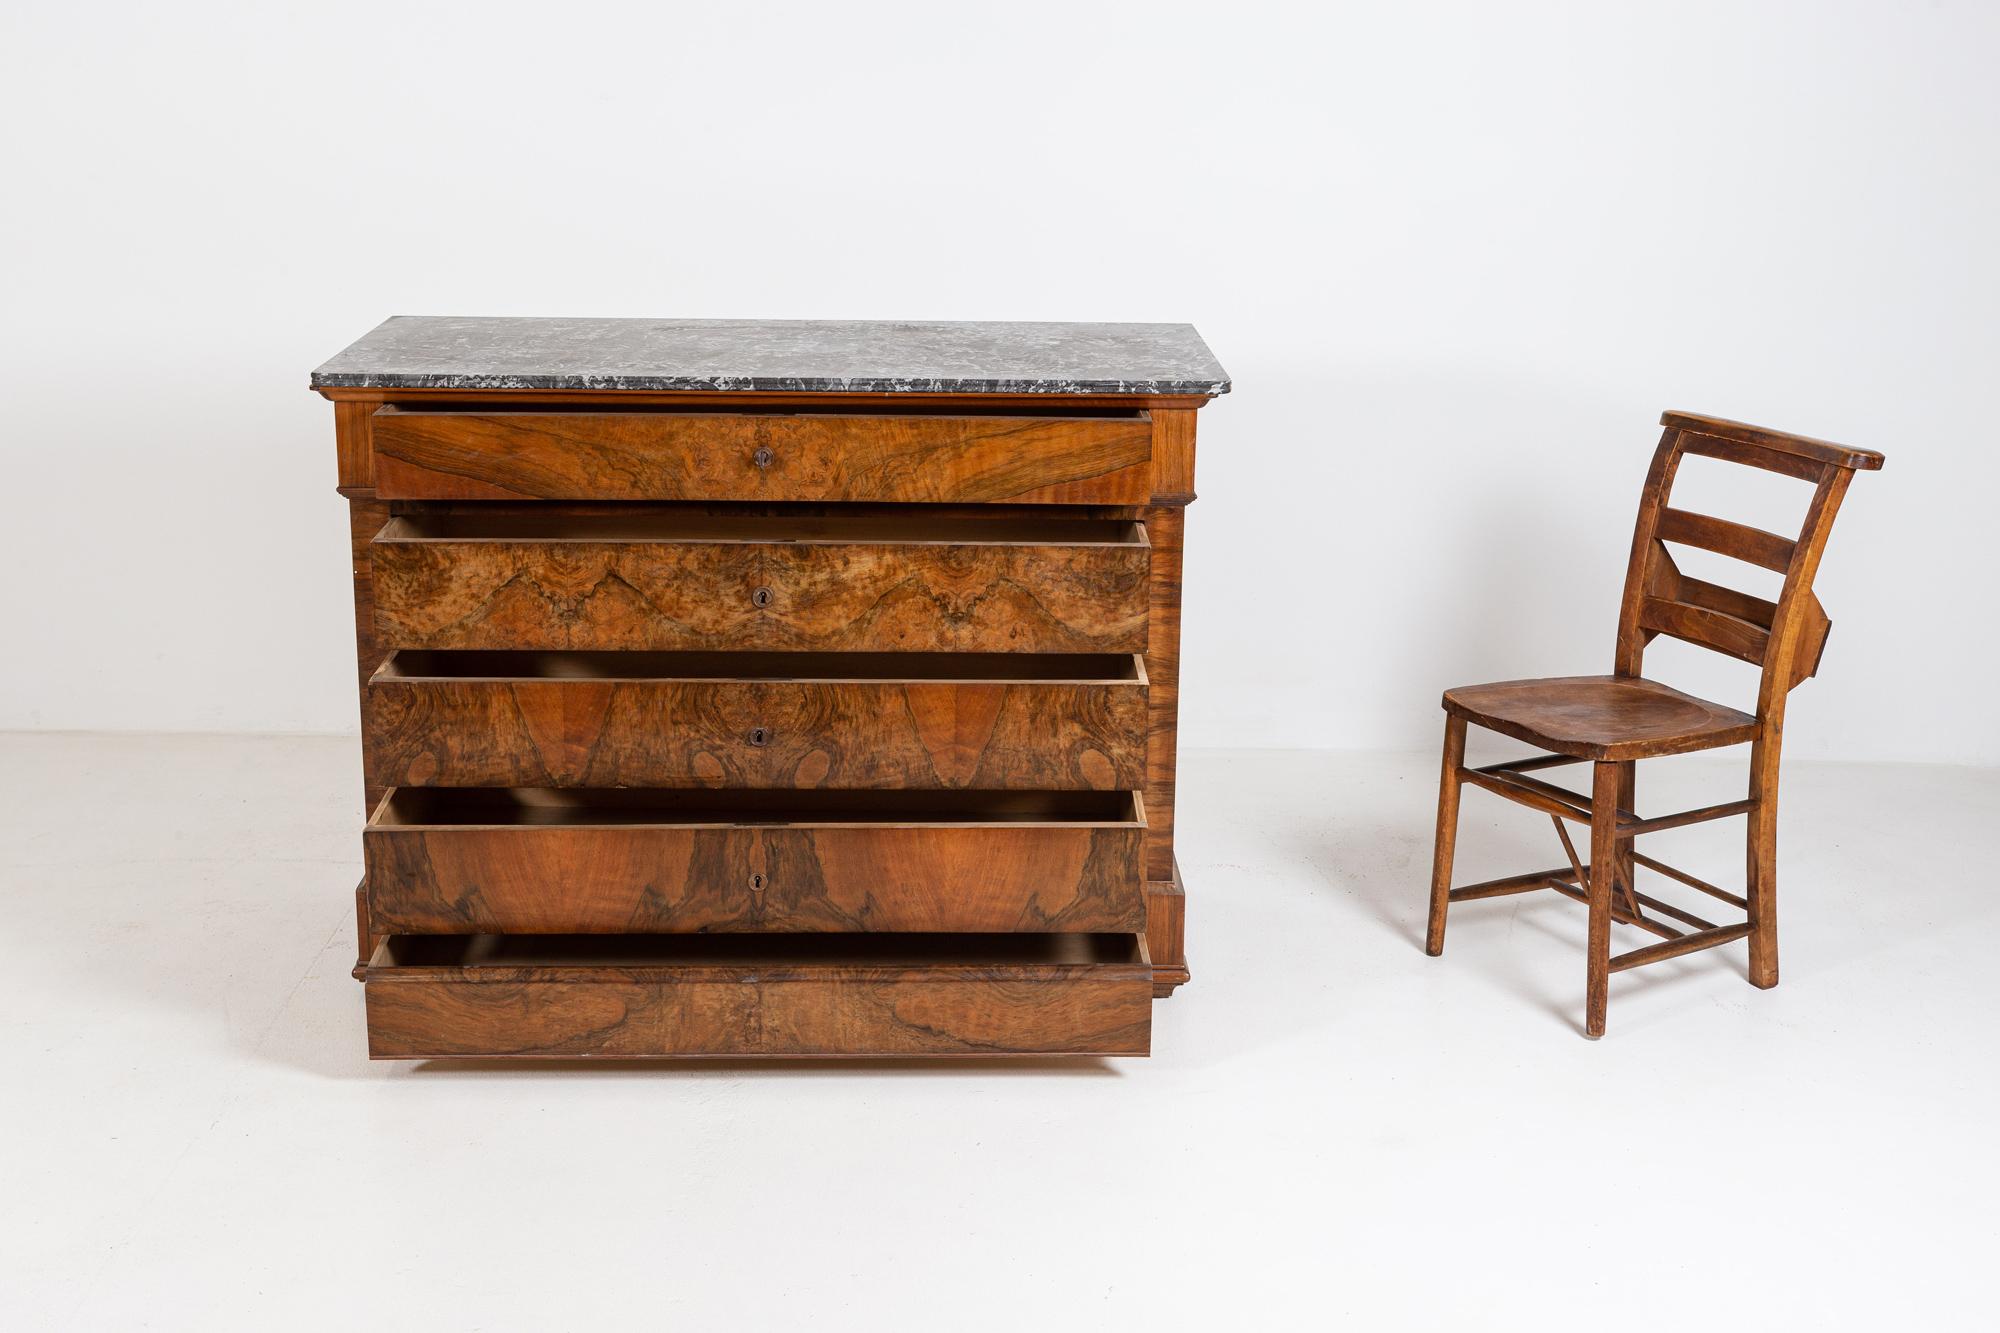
[375,512,1147,546]
[375,649,1145,684]
[371,787,1143,828]
[372,930,1146,974]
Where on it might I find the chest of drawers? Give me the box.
[312,317,1228,1059]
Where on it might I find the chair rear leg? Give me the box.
[1425,715,1468,956]
[1747,747,1781,989]
[1613,761,1637,913]
[1585,760,1621,1039]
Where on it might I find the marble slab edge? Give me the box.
[309,372,1231,394]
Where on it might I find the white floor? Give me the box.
[1,733,1993,1331]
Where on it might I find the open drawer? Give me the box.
[369,512,1151,655]
[365,788,1148,935]
[365,649,1147,790]
[369,406,1153,504]
[363,931,1154,1059]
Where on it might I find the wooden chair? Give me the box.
[1424,411,1883,1037]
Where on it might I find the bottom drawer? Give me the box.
[364,932,1152,1059]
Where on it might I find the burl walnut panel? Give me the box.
[364,933,1153,1058]
[372,408,1154,504]
[365,668,1147,791]
[367,971,1152,1058]
[370,523,1151,655]
[366,819,1147,935]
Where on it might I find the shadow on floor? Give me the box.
[399,1056,1123,1079]
[1284,811,1759,1038]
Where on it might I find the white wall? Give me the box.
[3,0,1993,763]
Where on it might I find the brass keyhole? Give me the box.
[751,586,774,609]
[747,726,770,747]
[752,446,775,469]
[748,872,767,892]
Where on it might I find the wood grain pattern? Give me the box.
[342,490,391,971]
[1424,715,1467,957]
[369,515,1151,655]
[1444,675,1758,761]
[1584,760,1620,1038]
[1660,412,1885,472]
[1428,410,1882,1037]
[371,408,1153,504]
[365,653,1146,791]
[334,401,375,488]
[1150,407,1198,502]
[1143,505,1187,882]
[352,880,378,982]
[1656,507,1797,573]
[1636,596,1770,667]
[343,492,392,809]
[365,789,1148,935]
[364,933,1153,1059]
[1674,429,1825,482]
[1145,860,1189,997]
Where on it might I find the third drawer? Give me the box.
[364,650,1147,790]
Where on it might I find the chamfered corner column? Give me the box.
[332,394,390,973]
[1142,405,1197,993]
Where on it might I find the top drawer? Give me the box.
[371,407,1154,504]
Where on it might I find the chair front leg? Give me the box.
[1425,714,1468,956]
[1585,760,1621,1038]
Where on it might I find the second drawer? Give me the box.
[365,789,1148,935]
[365,650,1147,790]
[370,513,1150,654]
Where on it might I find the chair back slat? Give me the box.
[1656,507,1797,573]
[1663,567,1780,630]
[1637,596,1771,666]
[1615,413,1883,703]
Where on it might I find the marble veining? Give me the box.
[310,317,1231,395]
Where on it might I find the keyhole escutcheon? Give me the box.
[750,586,774,609]
[752,446,775,470]
[747,726,770,747]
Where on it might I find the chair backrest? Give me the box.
[1614,411,1884,719]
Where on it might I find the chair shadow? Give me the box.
[1283,814,1756,1038]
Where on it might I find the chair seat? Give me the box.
[1442,675,1758,760]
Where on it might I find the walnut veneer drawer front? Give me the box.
[365,651,1147,790]
[365,789,1148,935]
[363,933,1153,1059]
[371,408,1154,503]
[369,514,1150,654]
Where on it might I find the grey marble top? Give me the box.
[310,317,1230,395]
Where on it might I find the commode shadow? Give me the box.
[399,1056,1123,1079]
